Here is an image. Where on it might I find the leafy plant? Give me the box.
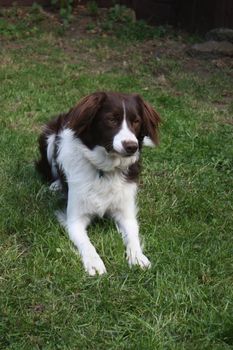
[100,5,169,41]
[28,3,47,24]
[108,4,132,23]
[51,0,73,25]
[87,1,99,17]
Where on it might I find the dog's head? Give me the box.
[68,92,161,157]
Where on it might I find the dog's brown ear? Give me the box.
[68,92,106,135]
[135,94,161,145]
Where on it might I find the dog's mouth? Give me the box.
[109,149,127,156]
[110,149,139,159]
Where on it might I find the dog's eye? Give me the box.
[133,118,140,125]
[106,115,119,127]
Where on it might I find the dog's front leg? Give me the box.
[114,211,151,270]
[66,188,106,276]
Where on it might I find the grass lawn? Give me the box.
[0,5,233,349]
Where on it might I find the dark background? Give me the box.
[1,0,233,33]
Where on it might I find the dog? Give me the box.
[36,92,160,275]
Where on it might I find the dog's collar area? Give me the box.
[98,168,128,179]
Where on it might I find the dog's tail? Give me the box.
[35,159,53,183]
[36,134,53,182]
[35,133,54,183]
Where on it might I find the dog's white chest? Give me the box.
[56,130,138,218]
[77,172,136,217]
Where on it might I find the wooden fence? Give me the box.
[1,0,233,33]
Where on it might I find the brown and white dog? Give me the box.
[36,92,160,275]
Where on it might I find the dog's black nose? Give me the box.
[122,141,138,155]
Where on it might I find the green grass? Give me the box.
[0,7,233,350]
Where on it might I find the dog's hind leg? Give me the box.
[49,179,62,192]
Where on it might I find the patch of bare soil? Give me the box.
[57,6,233,78]
[2,5,233,86]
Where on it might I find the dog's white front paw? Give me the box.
[127,247,151,269]
[82,251,107,276]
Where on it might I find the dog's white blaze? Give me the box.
[113,101,138,154]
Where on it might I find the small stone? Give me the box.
[157,74,167,85]
[189,40,233,58]
[206,28,233,43]
[31,304,45,313]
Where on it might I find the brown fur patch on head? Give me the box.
[68,92,107,135]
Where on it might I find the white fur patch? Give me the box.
[143,136,156,147]
[113,101,138,154]
[46,134,58,178]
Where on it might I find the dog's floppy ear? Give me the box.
[135,94,161,145]
[68,92,106,135]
